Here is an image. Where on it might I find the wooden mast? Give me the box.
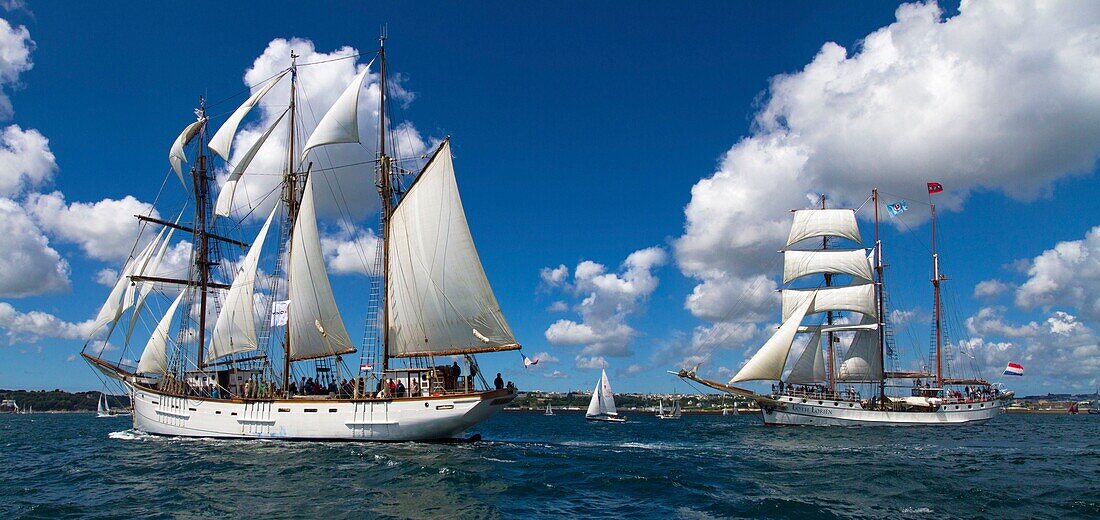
[931,203,943,387]
[282,53,299,395]
[873,188,886,403]
[194,100,210,371]
[378,34,394,375]
[821,194,836,392]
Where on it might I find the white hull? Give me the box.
[586,414,626,423]
[761,395,1004,426]
[127,383,516,441]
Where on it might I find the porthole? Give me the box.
[424,403,429,408]
[967,405,972,409]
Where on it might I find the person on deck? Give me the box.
[451,361,461,390]
[327,380,337,395]
[388,379,397,397]
[300,377,308,395]
[395,380,406,398]
[494,373,504,390]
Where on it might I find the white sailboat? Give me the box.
[676,191,1013,426]
[656,399,681,420]
[545,402,554,416]
[586,370,626,423]
[80,37,521,441]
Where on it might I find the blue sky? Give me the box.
[1,1,1098,396]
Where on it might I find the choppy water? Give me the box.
[0,411,1097,519]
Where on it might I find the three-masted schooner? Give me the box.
[81,37,521,440]
[676,190,1013,426]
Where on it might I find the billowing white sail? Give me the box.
[169,119,205,187]
[89,237,160,338]
[386,140,519,358]
[787,209,861,246]
[137,291,184,375]
[207,206,277,362]
[786,330,825,384]
[731,295,816,383]
[215,108,288,217]
[287,174,354,361]
[301,67,370,159]
[208,71,288,161]
[838,315,883,381]
[122,228,166,311]
[586,369,618,417]
[125,226,175,345]
[781,283,877,322]
[783,249,874,284]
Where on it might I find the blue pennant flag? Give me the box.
[886,200,908,217]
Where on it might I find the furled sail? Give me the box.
[586,369,617,417]
[731,295,816,383]
[783,249,874,284]
[208,71,288,161]
[798,322,879,334]
[837,315,883,381]
[386,140,519,358]
[301,66,370,159]
[207,206,277,362]
[137,291,184,375]
[786,330,826,384]
[214,108,288,217]
[782,283,877,322]
[287,175,354,361]
[787,209,861,246]
[169,119,205,187]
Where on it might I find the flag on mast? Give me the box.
[927,182,944,194]
[886,199,908,217]
[1003,362,1024,376]
[521,352,539,368]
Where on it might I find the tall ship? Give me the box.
[81,36,521,440]
[677,190,1013,426]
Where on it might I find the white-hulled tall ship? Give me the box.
[81,36,521,440]
[676,190,1013,426]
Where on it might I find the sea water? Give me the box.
[0,411,1096,519]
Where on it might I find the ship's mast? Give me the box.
[378,34,394,374]
[282,53,300,395]
[872,188,886,403]
[193,100,211,371]
[931,203,943,387]
[821,194,836,392]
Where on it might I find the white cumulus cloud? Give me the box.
[0,124,55,197]
[0,198,69,297]
[0,17,33,120]
[25,191,159,262]
[0,302,93,345]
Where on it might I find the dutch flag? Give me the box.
[1003,362,1024,376]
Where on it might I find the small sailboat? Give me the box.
[96,393,112,417]
[545,402,554,416]
[586,369,626,423]
[656,399,681,420]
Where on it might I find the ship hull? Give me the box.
[127,383,516,441]
[761,395,1004,426]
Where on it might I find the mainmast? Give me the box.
[193,100,211,370]
[821,194,836,392]
[931,203,943,387]
[282,53,300,395]
[873,188,886,402]
[377,34,394,374]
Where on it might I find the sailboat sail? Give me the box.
[386,140,519,358]
[786,330,826,384]
[138,291,185,375]
[214,109,288,217]
[783,249,874,284]
[837,315,883,381]
[781,283,877,322]
[206,207,278,362]
[126,226,177,345]
[301,66,371,159]
[169,119,205,186]
[287,174,355,361]
[730,294,816,383]
[585,369,618,417]
[208,71,288,161]
[89,235,162,339]
[787,209,861,246]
